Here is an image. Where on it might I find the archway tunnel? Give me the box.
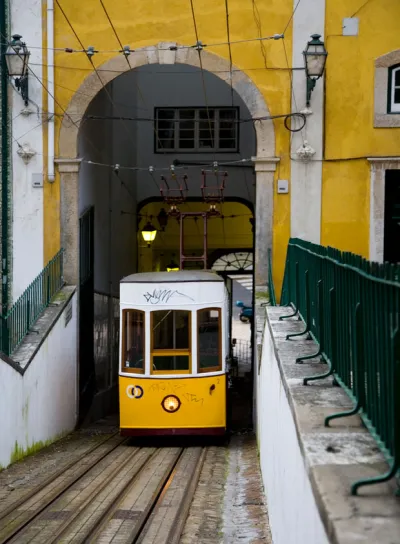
[76,62,257,420]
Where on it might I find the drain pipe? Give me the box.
[47,0,55,182]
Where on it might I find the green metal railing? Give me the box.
[0,250,65,356]
[280,238,400,495]
[267,248,277,306]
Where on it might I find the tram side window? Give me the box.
[151,310,191,372]
[198,308,221,372]
[122,310,145,373]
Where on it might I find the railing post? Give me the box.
[1,315,9,356]
[304,286,336,385]
[351,327,400,495]
[47,274,51,304]
[26,299,30,332]
[286,270,311,340]
[280,261,300,320]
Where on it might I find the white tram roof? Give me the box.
[121,270,224,283]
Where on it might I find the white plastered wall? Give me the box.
[10,0,44,301]
[0,294,78,468]
[290,0,325,243]
[256,318,329,544]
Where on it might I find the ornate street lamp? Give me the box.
[5,34,30,106]
[141,221,157,247]
[303,34,327,107]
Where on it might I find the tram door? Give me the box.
[79,206,96,421]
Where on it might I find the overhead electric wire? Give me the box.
[188,0,217,160]
[1,30,142,210]
[54,0,160,192]
[283,0,302,34]
[224,0,235,107]
[29,61,305,74]
[97,0,167,164]
[251,0,268,68]
[0,33,284,54]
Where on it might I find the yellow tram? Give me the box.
[118,270,229,436]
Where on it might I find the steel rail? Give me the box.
[45,447,156,544]
[0,434,127,543]
[0,431,120,522]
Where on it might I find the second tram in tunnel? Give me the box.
[119,270,230,436]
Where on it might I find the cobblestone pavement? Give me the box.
[181,434,272,544]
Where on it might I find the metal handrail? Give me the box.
[280,237,400,495]
[0,249,65,355]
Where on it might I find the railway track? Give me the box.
[0,435,206,544]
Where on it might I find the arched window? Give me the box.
[389,65,400,113]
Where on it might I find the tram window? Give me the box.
[151,310,191,373]
[197,308,221,372]
[122,310,145,374]
[152,355,190,371]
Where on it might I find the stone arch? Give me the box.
[58,42,275,159]
[56,42,279,286]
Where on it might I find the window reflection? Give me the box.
[152,310,191,372]
[123,310,145,373]
[198,308,221,371]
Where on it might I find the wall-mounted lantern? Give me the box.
[303,34,327,107]
[5,34,30,106]
[141,221,157,247]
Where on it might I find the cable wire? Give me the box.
[97,0,166,159]
[188,0,217,161]
[0,33,284,54]
[30,60,304,74]
[55,0,159,188]
[283,0,302,34]
[251,0,268,68]
[224,0,235,107]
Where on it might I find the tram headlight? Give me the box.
[162,395,181,413]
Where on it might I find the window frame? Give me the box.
[121,309,145,375]
[150,310,192,375]
[388,64,400,113]
[154,106,240,154]
[197,307,222,374]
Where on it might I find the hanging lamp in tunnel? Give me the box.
[141,221,157,247]
[157,208,169,231]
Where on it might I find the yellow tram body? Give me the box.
[119,375,226,435]
[118,270,229,436]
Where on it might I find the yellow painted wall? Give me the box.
[322,0,400,256]
[48,0,292,288]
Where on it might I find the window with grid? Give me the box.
[389,65,400,113]
[151,310,191,373]
[155,107,239,152]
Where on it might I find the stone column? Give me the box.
[55,158,82,286]
[252,157,280,287]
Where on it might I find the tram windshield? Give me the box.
[151,310,191,373]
